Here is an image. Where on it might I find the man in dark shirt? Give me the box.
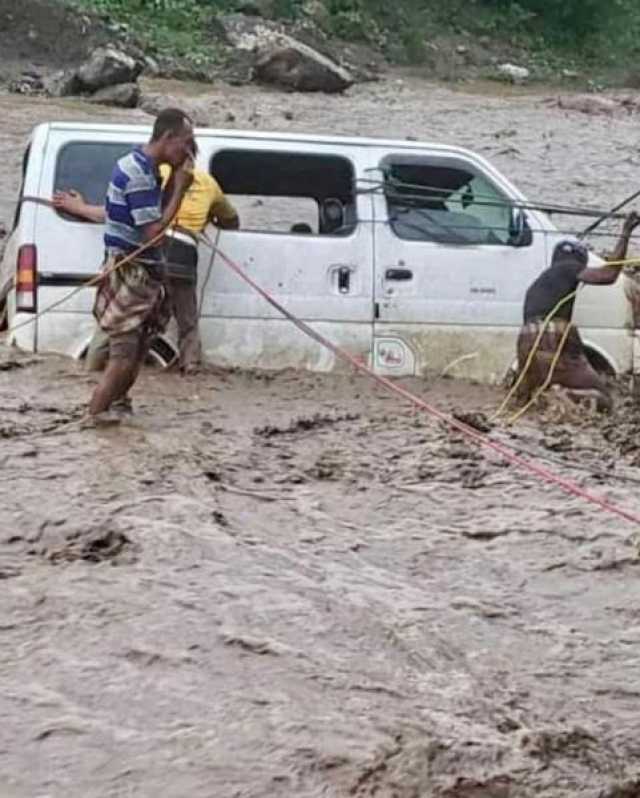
[517,212,639,411]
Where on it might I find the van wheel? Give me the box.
[146,336,178,368]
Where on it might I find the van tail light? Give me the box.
[16,244,37,313]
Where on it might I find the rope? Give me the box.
[491,289,579,421]
[497,248,639,422]
[198,230,640,528]
[357,177,635,221]
[8,221,174,335]
[507,318,576,425]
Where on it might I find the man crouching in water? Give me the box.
[88,108,194,422]
[517,211,640,412]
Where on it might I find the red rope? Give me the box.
[205,236,640,528]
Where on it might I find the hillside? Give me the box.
[2,0,640,88]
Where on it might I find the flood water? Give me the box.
[3,77,640,797]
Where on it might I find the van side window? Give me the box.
[12,145,31,231]
[54,142,133,221]
[209,150,357,236]
[383,159,523,246]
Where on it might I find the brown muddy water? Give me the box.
[3,78,640,797]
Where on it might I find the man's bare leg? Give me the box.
[89,358,137,415]
[88,329,146,416]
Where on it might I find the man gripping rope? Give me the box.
[84,108,194,421]
[516,211,640,411]
[54,140,239,377]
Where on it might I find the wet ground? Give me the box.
[3,78,640,796]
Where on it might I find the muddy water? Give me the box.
[3,79,640,796]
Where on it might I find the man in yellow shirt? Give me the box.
[53,139,239,377]
[159,140,239,371]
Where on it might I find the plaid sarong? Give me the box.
[93,256,170,336]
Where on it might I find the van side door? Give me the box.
[32,131,145,353]
[197,141,375,371]
[368,150,547,381]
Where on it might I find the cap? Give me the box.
[552,239,589,266]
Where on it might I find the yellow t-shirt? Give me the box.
[159,165,237,235]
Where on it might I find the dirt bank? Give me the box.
[3,79,640,796]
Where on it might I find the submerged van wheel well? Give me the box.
[584,346,616,378]
[80,335,177,369]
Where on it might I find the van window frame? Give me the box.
[52,139,136,223]
[379,153,529,248]
[208,147,359,240]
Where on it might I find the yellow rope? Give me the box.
[506,318,576,425]
[9,224,172,335]
[491,288,579,420]
[495,248,640,422]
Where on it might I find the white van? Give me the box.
[0,122,633,381]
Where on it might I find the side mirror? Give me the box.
[509,207,532,247]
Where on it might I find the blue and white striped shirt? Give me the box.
[104,147,162,258]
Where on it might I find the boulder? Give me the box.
[497,63,530,84]
[87,82,140,108]
[76,47,142,92]
[254,41,352,92]
[8,71,43,95]
[555,94,619,116]
[219,14,352,93]
[42,69,81,98]
[138,92,212,126]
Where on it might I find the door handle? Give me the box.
[385,268,413,281]
[338,266,351,293]
[329,263,355,294]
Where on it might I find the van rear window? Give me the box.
[54,141,134,220]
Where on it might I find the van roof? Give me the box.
[43,121,478,159]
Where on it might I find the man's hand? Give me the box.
[52,189,105,223]
[623,210,640,235]
[173,159,194,195]
[53,189,86,216]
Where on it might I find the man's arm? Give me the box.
[141,163,193,242]
[579,211,640,285]
[209,195,240,230]
[52,190,106,223]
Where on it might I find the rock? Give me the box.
[8,72,43,95]
[138,92,212,126]
[255,40,353,92]
[556,94,619,116]
[87,82,140,109]
[143,55,161,76]
[42,69,81,98]
[76,47,142,92]
[497,63,530,84]
[219,13,353,93]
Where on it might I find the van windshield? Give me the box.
[54,141,134,219]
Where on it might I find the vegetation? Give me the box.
[68,0,640,82]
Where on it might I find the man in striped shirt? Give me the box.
[88,108,194,421]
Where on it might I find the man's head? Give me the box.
[150,108,194,167]
[551,240,589,276]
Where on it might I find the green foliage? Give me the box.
[64,0,640,74]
